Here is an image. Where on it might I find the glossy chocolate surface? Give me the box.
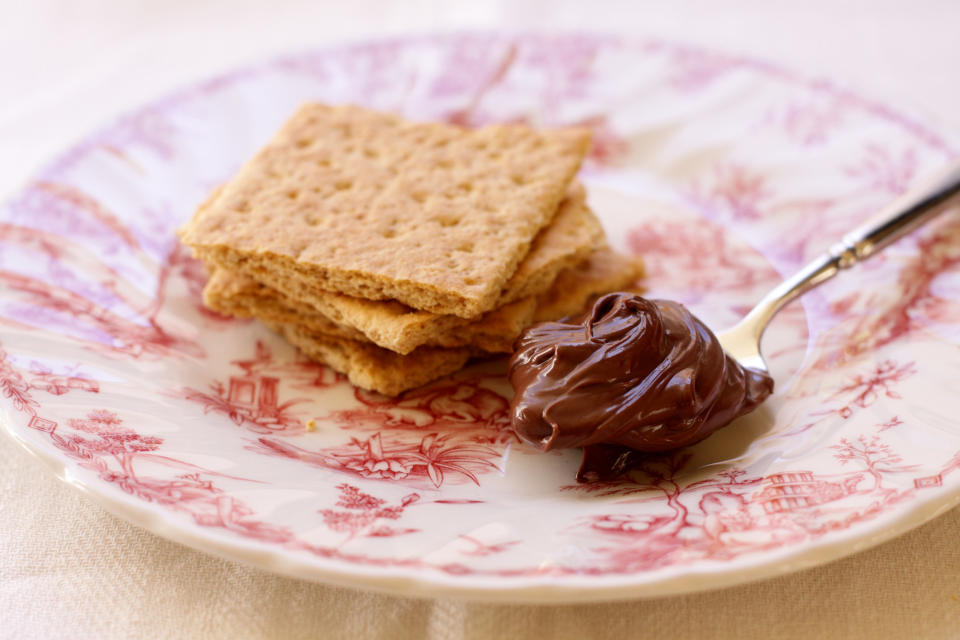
[508,293,774,480]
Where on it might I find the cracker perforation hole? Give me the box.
[436,215,462,227]
[335,180,353,191]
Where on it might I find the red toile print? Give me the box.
[831,435,919,491]
[0,344,295,545]
[0,222,67,259]
[254,432,502,488]
[830,360,916,412]
[319,483,420,540]
[845,143,918,196]
[0,217,215,361]
[877,416,904,432]
[64,409,163,479]
[690,163,773,221]
[562,433,937,571]
[328,379,515,445]
[0,349,41,414]
[626,217,779,300]
[184,378,307,433]
[181,340,343,433]
[770,98,847,146]
[818,216,960,366]
[657,44,739,93]
[26,366,98,396]
[0,268,204,359]
[27,181,141,250]
[785,360,916,433]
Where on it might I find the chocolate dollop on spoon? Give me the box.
[508,292,773,481]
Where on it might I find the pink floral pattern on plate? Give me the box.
[1,33,959,602]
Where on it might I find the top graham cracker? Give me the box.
[179,103,591,318]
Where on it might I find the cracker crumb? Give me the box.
[305,419,316,432]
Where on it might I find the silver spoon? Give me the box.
[717,161,960,374]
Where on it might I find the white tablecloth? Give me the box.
[2,1,959,637]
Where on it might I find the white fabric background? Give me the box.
[2,1,959,638]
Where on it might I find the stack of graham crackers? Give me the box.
[179,104,642,395]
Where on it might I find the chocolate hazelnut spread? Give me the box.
[508,292,773,481]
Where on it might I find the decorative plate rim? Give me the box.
[6,415,959,603]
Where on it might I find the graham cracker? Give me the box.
[420,247,642,349]
[202,182,602,354]
[255,248,644,396]
[533,248,645,322]
[205,267,538,353]
[496,180,604,304]
[266,320,475,397]
[203,268,365,342]
[207,246,642,357]
[180,103,591,318]
[419,298,536,352]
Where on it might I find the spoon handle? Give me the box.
[740,160,960,340]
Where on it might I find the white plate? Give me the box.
[2,33,959,603]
